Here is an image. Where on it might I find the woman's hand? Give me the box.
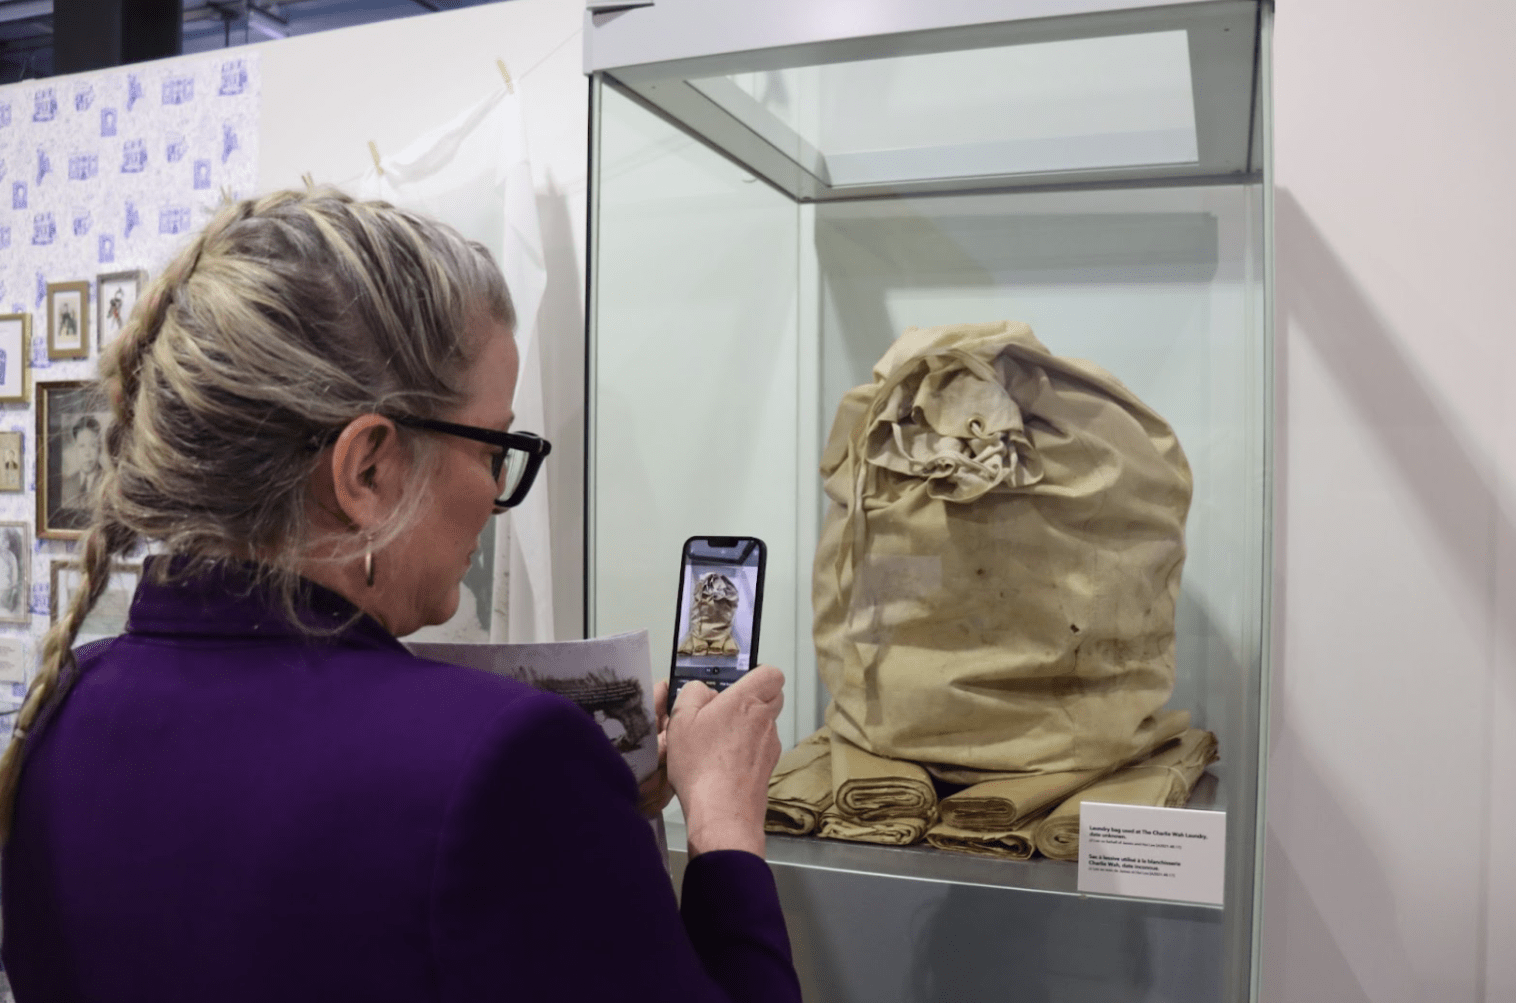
[666,665,784,859]
[636,678,674,818]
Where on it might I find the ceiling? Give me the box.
[0,0,510,81]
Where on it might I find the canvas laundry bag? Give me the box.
[814,321,1192,775]
[676,572,741,656]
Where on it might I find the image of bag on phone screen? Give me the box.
[668,536,765,706]
[673,563,758,688]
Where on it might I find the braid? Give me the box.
[0,516,136,843]
[0,186,514,846]
[100,195,269,430]
[0,204,247,844]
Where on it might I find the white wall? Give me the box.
[256,0,589,638]
[1264,3,1514,1001]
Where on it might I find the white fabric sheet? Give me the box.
[348,84,554,643]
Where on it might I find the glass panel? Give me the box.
[689,30,1198,187]
[588,83,807,748]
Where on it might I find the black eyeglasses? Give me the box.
[393,416,551,511]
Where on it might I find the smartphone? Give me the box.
[667,536,767,711]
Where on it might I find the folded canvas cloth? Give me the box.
[764,729,834,836]
[818,805,929,846]
[1034,728,1219,861]
[924,819,1037,860]
[830,732,936,822]
[807,732,937,846]
[933,709,1190,828]
[938,772,1099,831]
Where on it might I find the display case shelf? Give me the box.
[672,766,1222,902]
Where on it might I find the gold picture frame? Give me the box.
[0,313,29,403]
[36,381,105,540]
[96,269,146,351]
[46,280,90,360]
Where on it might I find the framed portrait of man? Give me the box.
[0,522,29,625]
[0,314,29,403]
[96,270,146,350]
[46,280,90,360]
[36,381,108,540]
[0,431,23,493]
[50,561,140,643]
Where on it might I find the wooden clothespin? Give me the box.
[496,59,515,95]
[367,141,385,176]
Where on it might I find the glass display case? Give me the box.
[585,1,1272,999]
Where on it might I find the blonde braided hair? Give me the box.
[0,188,514,843]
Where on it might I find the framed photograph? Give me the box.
[0,637,24,683]
[50,561,140,642]
[97,270,146,350]
[0,431,22,493]
[0,314,29,403]
[0,522,29,625]
[46,280,89,360]
[36,381,107,540]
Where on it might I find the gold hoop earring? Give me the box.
[364,539,376,588]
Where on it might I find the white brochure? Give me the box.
[1077,802,1227,906]
[407,631,659,784]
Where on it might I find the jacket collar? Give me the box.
[125,556,405,652]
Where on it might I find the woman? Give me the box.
[0,190,800,1002]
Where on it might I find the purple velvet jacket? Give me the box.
[1,563,800,1002]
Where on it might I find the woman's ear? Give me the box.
[328,415,407,528]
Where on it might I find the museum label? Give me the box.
[1078,802,1226,906]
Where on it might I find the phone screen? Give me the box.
[668,536,766,706]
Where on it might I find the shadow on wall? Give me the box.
[815,205,1220,388]
[1264,188,1503,1002]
